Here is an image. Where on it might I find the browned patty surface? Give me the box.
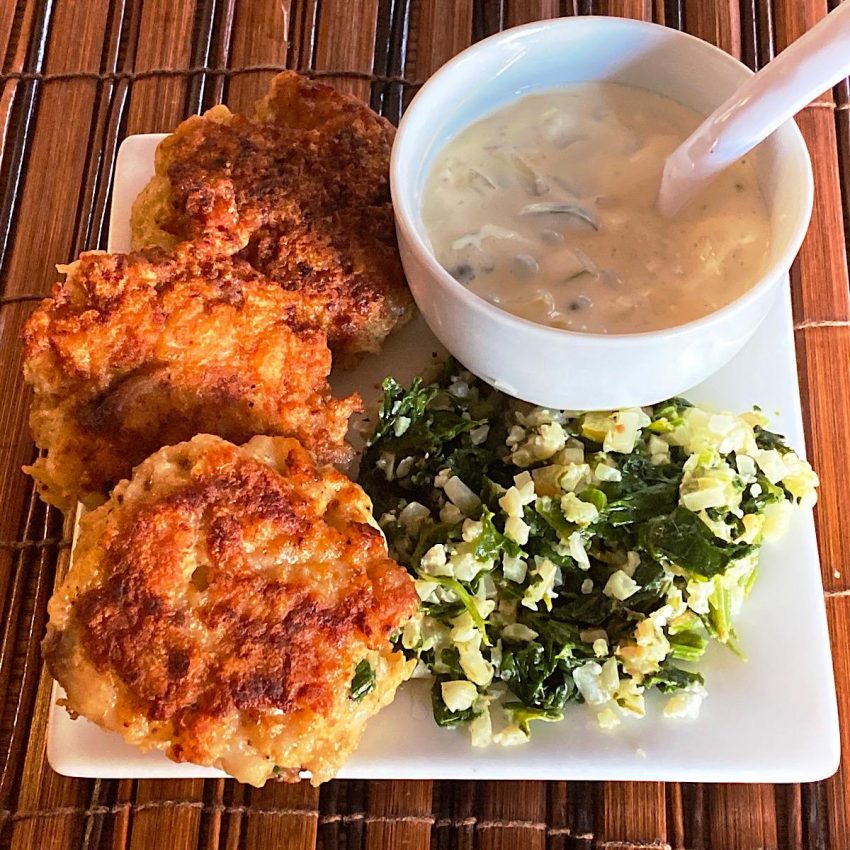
[131,72,415,361]
[43,435,417,786]
[23,243,359,511]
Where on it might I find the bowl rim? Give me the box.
[390,15,815,345]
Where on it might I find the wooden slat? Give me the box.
[0,498,57,802]
[226,0,291,113]
[73,0,141,254]
[773,0,835,111]
[409,0,473,80]
[737,0,774,71]
[218,781,249,850]
[432,780,475,850]
[570,781,597,849]
[111,779,135,850]
[794,326,850,593]
[314,0,379,100]
[836,97,850,268]
[546,781,572,850]
[597,0,652,19]
[673,783,707,849]
[1,0,110,297]
[8,668,91,849]
[684,0,741,57]
[779,784,804,850]
[185,0,232,112]
[368,0,412,122]
[788,107,850,325]
[0,0,39,166]
[242,782,318,849]
[316,779,342,850]
[666,783,686,850]
[707,784,778,850]
[505,0,559,26]
[127,780,204,849]
[203,778,226,850]
[0,0,19,62]
[365,780,434,850]
[773,0,829,51]
[657,0,683,28]
[126,0,198,133]
[343,779,369,850]
[825,596,850,850]
[286,0,320,71]
[476,781,546,850]
[0,306,35,581]
[652,0,674,26]
[598,783,668,849]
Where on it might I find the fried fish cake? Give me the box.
[23,245,359,511]
[43,435,418,786]
[130,71,415,362]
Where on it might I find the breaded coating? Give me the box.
[43,435,418,786]
[23,245,360,512]
[130,71,415,361]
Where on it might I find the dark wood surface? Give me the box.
[0,1,847,848]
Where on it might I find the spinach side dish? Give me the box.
[359,361,818,745]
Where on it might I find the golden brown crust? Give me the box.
[43,435,418,786]
[254,72,390,134]
[23,244,360,511]
[130,72,415,361]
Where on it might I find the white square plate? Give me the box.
[47,134,839,783]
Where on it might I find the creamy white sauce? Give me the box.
[421,83,771,334]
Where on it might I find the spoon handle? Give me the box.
[658,1,850,217]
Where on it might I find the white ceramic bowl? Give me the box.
[391,17,813,409]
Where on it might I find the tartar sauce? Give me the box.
[421,83,771,334]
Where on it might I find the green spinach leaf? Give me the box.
[640,506,754,578]
[431,677,479,727]
[504,702,564,734]
[754,426,791,454]
[474,508,522,560]
[350,659,375,702]
[645,662,705,693]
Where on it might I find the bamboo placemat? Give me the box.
[0,1,847,848]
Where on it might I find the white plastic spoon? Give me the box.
[658,1,850,217]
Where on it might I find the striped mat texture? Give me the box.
[0,1,848,848]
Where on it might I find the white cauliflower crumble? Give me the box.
[603,570,639,601]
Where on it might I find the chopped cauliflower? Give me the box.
[504,515,531,545]
[561,492,599,526]
[441,680,478,712]
[574,658,619,705]
[603,570,639,601]
[597,708,621,729]
[663,684,708,719]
